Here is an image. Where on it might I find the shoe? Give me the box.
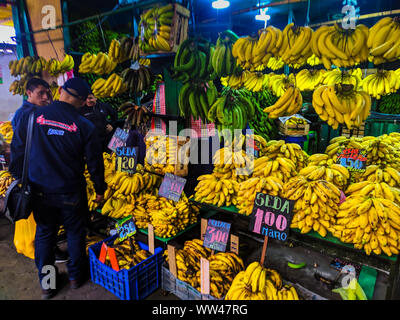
[41,288,56,300]
[55,247,69,264]
[69,278,85,290]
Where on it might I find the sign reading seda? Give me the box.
[249,193,295,241]
[115,146,137,174]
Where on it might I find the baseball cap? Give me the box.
[62,77,92,101]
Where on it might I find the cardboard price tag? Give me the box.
[249,193,295,242]
[108,128,129,153]
[158,173,187,202]
[336,148,367,172]
[203,219,231,252]
[115,146,137,174]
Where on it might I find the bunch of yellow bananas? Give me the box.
[253,156,298,183]
[332,192,400,256]
[303,153,350,190]
[194,174,239,207]
[362,135,400,169]
[0,171,14,197]
[101,194,132,219]
[367,16,400,65]
[164,239,244,299]
[361,70,400,100]
[306,54,322,66]
[280,24,314,66]
[287,175,341,237]
[45,55,75,77]
[101,237,152,270]
[107,39,126,64]
[84,170,100,211]
[267,73,295,97]
[144,135,185,175]
[225,261,300,300]
[78,52,118,75]
[295,69,326,92]
[285,116,308,126]
[322,68,363,90]
[9,75,35,96]
[0,121,13,144]
[85,235,106,256]
[138,4,174,53]
[266,56,284,71]
[312,84,371,130]
[263,85,303,119]
[91,73,127,98]
[236,176,284,216]
[311,23,369,69]
[49,84,60,101]
[9,56,47,76]
[356,165,400,188]
[241,71,267,92]
[324,136,366,161]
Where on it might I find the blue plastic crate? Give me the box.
[283,135,307,149]
[88,235,164,300]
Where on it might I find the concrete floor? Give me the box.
[0,213,393,301]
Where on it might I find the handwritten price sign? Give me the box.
[336,148,367,172]
[203,219,231,252]
[249,193,295,242]
[158,173,187,202]
[108,128,129,153]
[115,146,137,174]
[116,216,136,242]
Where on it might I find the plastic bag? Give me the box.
[13,212,36,260]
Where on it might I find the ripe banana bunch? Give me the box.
[225,261,300,300]
[84,169,100,211]
[324,136,365,161]
[285,116,308,126]
[9,56,47,76]
[236,176,284,216]
[263,85,303,119]
[91,73,127,98]
[119,102,151,128]
[138,3,174,53]
[103,237,152,270]
[356,165,400,188]
[362,135,400,168]
[287,175,341,237]
[45,55,75,76]
[147,193,199,238]
[267,73,295,97]
[194,174,239,207]
[220,70,246,89]
[312,84,371,130]
[85,235,106,256]
[108,39,126,63]
[212,30,240,77]
[178,80,218,123]
[208,88,255,133]
[144,135,181,175]
[78,52,117,75]
[311,23,369,69]
[101,194,132,219]
[281,24,314,66]
[253,156,298,183]
[307,54,322,66]
[322,69,362,90]
[260,139,308,170]
[266,56,284,71]
[346,180,400,206]
[9,75,40,96]
[304,153,350,190]
[367,16,400,65]
[361,70,400,100]
[0,121,13,144]
[121,65,153,94]
[164,239,244,298]
[295,69,326,92]
[172,38,216,83]
[332,194,400,256]
[0,171,14,197]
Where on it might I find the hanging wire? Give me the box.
[47,31,60,60]
[305,0,311,26]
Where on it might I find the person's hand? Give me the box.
[106,124,113,133]
[94,194,104,203]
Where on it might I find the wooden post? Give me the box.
[167,245,177,278]
[200,257,210,295]
[230,234,239,255]
[148,223,155,255]
[201,218,208,241]
[260,236,269,266]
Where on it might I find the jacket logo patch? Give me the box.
[47,128,65,136]
[36,115,77,132]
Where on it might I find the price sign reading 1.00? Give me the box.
[158,173,187,202]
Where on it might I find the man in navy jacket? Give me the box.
[10,78,107,299]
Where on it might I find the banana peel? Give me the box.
[332,278,367,300]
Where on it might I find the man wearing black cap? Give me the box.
[10,77,107,299]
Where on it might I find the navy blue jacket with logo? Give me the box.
[10,101,107,195]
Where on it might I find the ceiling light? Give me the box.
[212,0,230,9]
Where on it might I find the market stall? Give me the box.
[2,0,400,301]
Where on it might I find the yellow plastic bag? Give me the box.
[13,212,36,259]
